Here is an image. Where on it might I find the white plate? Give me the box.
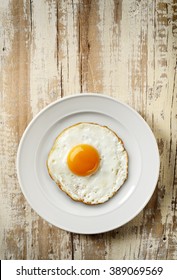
[17,94,159,234]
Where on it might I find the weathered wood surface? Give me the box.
[0,0,177,260]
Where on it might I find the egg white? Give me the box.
[47,123,128,204]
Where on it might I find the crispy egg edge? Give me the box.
[46,122,129,205]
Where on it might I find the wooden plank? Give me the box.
[0,0,32,260]
[26,0,73,260]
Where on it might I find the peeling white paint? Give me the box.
[29,0,59,116]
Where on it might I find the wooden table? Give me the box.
[0,0,177,260]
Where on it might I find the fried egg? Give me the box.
[47,122,128,205]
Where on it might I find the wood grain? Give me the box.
[0,0,176,260]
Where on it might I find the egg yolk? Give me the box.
[67,144,100,176]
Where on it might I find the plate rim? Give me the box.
[16,93,160,234]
